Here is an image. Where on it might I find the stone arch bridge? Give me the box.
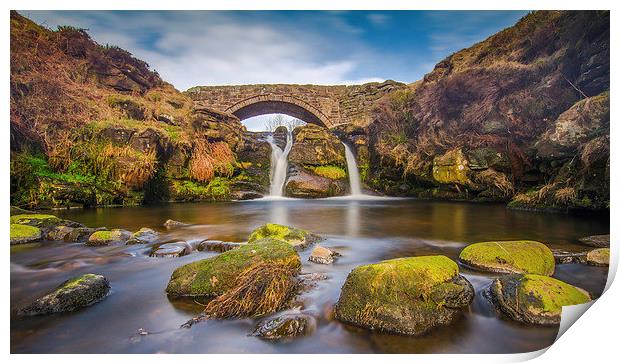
[185,80,405,128]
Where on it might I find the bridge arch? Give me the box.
[224,94,334,128]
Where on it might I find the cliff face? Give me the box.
[10,11,252,208]
[368,11,609,211]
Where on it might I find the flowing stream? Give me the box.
[342,142,363,196]
[266,130,293,197]
[10,200,609,353]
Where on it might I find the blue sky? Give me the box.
[22,10,528,130]
[23,10,528,89]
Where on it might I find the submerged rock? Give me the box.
[18,274,110,316]
[86,229,132,246]
[333,255,474,336]
[459,240,555,276]
[166,238,300,297]
[247,223,320,251]
[552,249,587,264]
[10,224,41,245]
[253,311,316,339]
[308,245,340,264]
[196,240,243,252]
[164,219,189,228]
[150,241,192,258]
[126,227,159,245]
[489,274,591,325]
[586,248,610,266]
[578,234,610,248]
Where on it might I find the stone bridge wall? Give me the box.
[185,80,406,128]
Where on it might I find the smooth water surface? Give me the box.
[11,199,609,353]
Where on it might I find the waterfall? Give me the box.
[266,130,293,197]
[342,142,363,196]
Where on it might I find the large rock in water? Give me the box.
[489,274,591,325]
[253,311,316,340]
[247,223,320,250]
[333,255,474,336]
[166,238,300,297]
[18,274,110,316]
[285,165,348,198]
[126,227,159,245]
[10,224,41,245]
[459,241,555,276]
[586,248,609,266]
[86,229,132,246]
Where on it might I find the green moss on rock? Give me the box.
[247,223,319,250]
[10,224,42,244]
[166,238,300,297]
[333,255,474,335]
[490,274,591,325]
[10,214,61,227]
[86,229,131,246]
[586,248,609,266]
[459,240,555,276]
[311,165,347,180]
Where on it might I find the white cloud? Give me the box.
[24,11,384,90]
[367,13,389,26]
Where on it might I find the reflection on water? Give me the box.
[11,199,609,353]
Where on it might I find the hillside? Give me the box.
[10,11,252,208]
[367,11,609,211]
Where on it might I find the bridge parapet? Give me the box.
[185,81,406,128]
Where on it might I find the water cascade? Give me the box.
[266,130,293,197]
[342,142,363,196]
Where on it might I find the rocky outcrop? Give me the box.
[18,274,110,316]
[489,274,591,325]
[459,241,555,276]
[333,256,474,335]
[367,11,609,210]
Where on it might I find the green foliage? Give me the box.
[170,177,231,201]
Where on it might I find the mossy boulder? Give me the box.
[333,255,474,335]
[18,274,110,316]
[288,124,346,167]
[166,238,301,297]
[578,234,609,248]
[586,248,609,266]
[247,223,320,250]
[10,214,61,229]
[64,227,101,242]
[285,166,348,198]
[459,241,555,276]
[489,274,591,325]
[10,224,42,245]
[86,229,132,246]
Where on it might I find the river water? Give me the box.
[10,199,609,353]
